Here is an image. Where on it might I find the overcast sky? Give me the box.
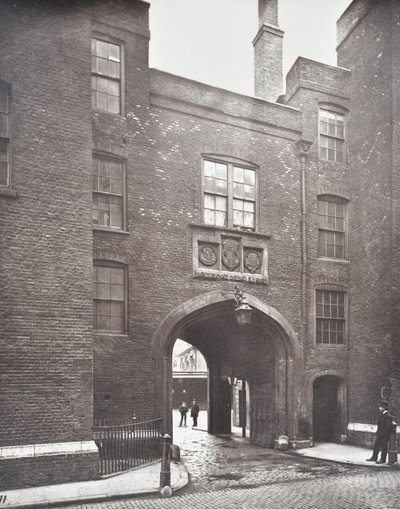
[149,0,353,96]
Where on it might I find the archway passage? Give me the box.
[313,375,343,442]
[152,290,302,447]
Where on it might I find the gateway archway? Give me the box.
[152,289,303,446]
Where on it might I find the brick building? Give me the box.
[0,0,399,489]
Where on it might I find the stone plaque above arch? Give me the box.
[191,224,269,284]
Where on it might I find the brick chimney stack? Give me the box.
[253,0,284,102]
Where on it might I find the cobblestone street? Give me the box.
[55,412,400,509]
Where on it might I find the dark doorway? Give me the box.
[313,375,341,442]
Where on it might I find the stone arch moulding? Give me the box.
[152,289,303,438]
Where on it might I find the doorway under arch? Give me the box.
[313,375,346,442]
[152,289,303,446]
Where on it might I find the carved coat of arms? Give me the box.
[222,238,240,271]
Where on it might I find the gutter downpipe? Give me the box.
[296,140,312,340]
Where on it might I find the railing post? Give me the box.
[159,433,171,491]
[388,428,398,465]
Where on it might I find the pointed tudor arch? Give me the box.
[152,289,303,439]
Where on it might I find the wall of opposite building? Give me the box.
[390,2,400,415]
[337,0,395,425]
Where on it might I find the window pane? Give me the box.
[244,201,254,212]
[215,196,227,211]
[97,283,110,299]
[0,112,8,137]
[233,166,244,183]
[99,177,110,192]
[244,169,255,186]
[111,284,124,300]
[204,194,215,209]
[320,147,328,160]
[96,40,108,58]
[0,161,8,186]
[110,210,122,228]
[97,315,111,331]
[108,79,120,96]
[111,162,123,179]
[244,185,255,199]
[0,89,8,113]
[215,178,227,194]
[96,267,110,283]
[233,209,243,226]
[110,178,123,194]
[111,316,124,333]
[96,92,108,111]
[109,96,120,114]
[111,267,124,284]
[243,212,254,228]
[233,182,245,198]
[215,163,227,179]
[204,177,216,193]
[96,57,109,76]
[108,43,120,62]
[204,209,215,225]
[204,160,215,177]
[215,211,226,226]
[233,199,244,211]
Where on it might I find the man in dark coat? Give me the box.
[178,402,188,427]
[366,401,394,464]
[190,399,200,427]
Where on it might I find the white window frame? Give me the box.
[315,288,347,346]
[317,196,348,260]
[93,261,128,335]
[202,156,258,232]
[319,107,346,163]
[92,153,127,232]
[91,36,124,115]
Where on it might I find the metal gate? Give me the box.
[93,416,163,476]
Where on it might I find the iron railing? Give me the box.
[93,416,163,476]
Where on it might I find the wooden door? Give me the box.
[250,383,274,447]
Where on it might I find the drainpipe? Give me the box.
[296,140,312,341]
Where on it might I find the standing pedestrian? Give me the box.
[190,398,200,427]
[366,401,394,464]
[178,401,188,427]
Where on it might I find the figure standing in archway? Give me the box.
[191,399,200,427]
[178,402,188,427]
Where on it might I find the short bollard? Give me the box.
[160,433,172,496]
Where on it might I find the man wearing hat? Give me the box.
[366,401,394,464]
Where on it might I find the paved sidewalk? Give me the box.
[2,430,398,508]
[289,441,399,467]
[1,460,188,509]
